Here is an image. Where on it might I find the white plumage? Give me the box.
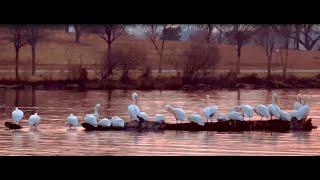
[187,113,205,126]
[84,114,98,127]
[99,118,111,127]
[154,114,165,124]
[268,93,281,120]
[217,113,229,121]
[228,106,243,121]
[254,104,270,120]
[140,112,148,122]
[203,95,219,122]
[66,113,78,129]
[87,104,101,121]
[111,116,125,127]
[128,92,143,121]
[12,107,24,125]
[239,105,254,120]
[28,113,41,129]
[164,105,185,123]
[279,110,291,121]
[293,94,302,111]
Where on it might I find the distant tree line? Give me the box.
[6,24,320,83]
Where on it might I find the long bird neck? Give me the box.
[133,96,138,105]
[205,98,209,107]
[273,95,277,105]
[303,97,310,105]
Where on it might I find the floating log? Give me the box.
[4,122,22,129]
[81,118,317,132]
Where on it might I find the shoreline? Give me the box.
[1,73,320,90]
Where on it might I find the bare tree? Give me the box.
[9,25,28,81]
[214,24,226,44]
[74,24,87,43]
[198,24,215,43]
[274,25,291,80]
[172,42,220,83]
[254,25,276,79]
[225,24,256,74]
[25,25,41,76]
[96,24,126,78]
[144,24,172,73]
[290,24,320,50]
[113,45,146,83]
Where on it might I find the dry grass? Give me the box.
[0,28,320,72]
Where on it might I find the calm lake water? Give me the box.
[0,88,319,156]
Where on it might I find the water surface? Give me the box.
[0,88,319,156]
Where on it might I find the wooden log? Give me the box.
[81,118,317,132]
[4,122,22,129]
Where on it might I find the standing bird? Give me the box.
[217,113,229,121]
[164,105,185,124]
[84,114,98,127]
[187,113,205,126]
[254,104,270,120]
[28,113,41,129]
[154,114,165,124]
[111,116,125,128]
[99,118,111,127]
[128,92,144,122]
[295,96,311,120]
[268,93,281,120]
[239,105,254,121]
[203,95,219,122]
[66,113,78,129]
[12,107,24,125]
[228,106,243,121]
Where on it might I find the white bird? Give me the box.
[28,113,41,129]
[203,95,219,122]
[295,96,311,120]
[254,104,270,120]
[12,107,24,125]
[84,114,98,127]
[239,105,254,121]
[154,114,165,124]
[279,110,291,121]
[268,93,281,120]
[164,105,185,124]
[99,118,111,127]
[187,113,205,126]
[128,92,144,122]
[293,94,303,111]
[140,112,148,122]
[228,106,243,121]
[66,113,78,129]
[111,116,125,128]
[217,113,229,121]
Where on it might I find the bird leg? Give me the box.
[70,125,72,130]
[270,115,273,120]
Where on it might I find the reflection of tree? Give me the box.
[237,89,241,106]
[15,89,20,107]
[31,88,36,115]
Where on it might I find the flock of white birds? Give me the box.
[10,92,311,129]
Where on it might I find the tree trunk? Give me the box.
[65,25,69,33]
[237,49,241,74]
[31,44,36,76]
[159,35,166,73]
[15,47,19,81]
[106,43,112,76]
[283,69,286,80]
[75,32,80,43]
[218,29,222,44]
[267,57,271,80]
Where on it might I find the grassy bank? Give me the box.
[1,73,320,90]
